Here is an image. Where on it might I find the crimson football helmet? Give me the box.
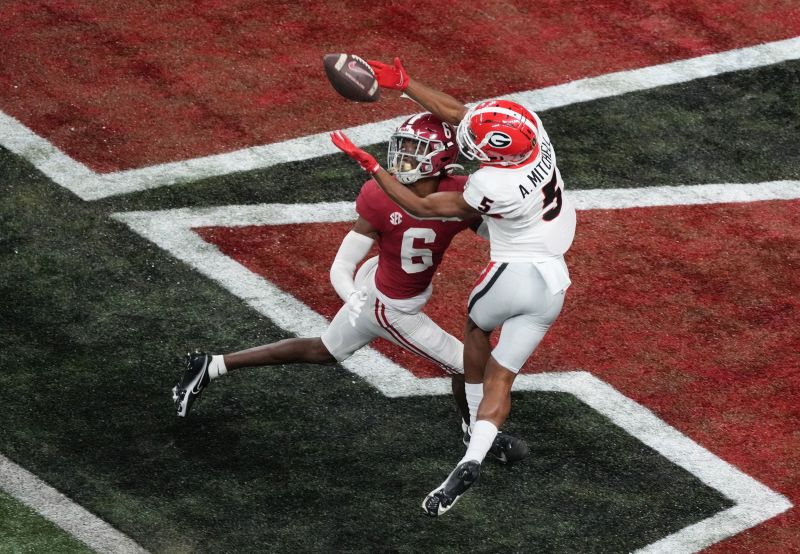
[388,113,459,184]
[456,100,539,166]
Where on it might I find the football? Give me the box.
[323,53,380,102]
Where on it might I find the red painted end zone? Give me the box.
[198,198,800,552]
[1,1,799,171]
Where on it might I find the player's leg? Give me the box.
[174,338,342,418]
[461,262,508,431]
[461,263,530,458]
[372,299,469,427]
[459,315,527,463]
[224,338,335,368]
[450,372,469,432]
[172,338,337,417]
[424,262,560,516]
[173,299,378,417]
[463,316,491,430]
[173,257,382,417]
[463,279,565,464]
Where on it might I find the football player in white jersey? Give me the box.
[331,57,576,516]
[173,113,529,465]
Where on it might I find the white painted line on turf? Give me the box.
[2,36,800,200]
[113,178,800,230]
[109,177,800,395]
[0,109,98,185]
[111,187,794,552]
[512,372,792,554]
[111,205,446,398]
[571,180,800,209]
[0,453,150,554]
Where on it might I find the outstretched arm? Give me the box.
[368,57,467,125]
[373,168,480,219]
[331,131,479,220]
[372,168,476,219]
[404,80,467,126]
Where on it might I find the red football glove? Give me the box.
[367,57,409,91]
[330,131,381,174]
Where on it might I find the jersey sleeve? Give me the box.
[355,179,386,232]
[462,172,516,217]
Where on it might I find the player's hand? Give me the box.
[330,131,381,174]
[347,286,368,327]
[367,57,409,91]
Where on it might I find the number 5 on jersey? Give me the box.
[542,173,563,221]
[479,196,494,213]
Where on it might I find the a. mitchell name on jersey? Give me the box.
[519,138,553,199]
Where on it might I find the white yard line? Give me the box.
[110,179,800,397]
[0,454,149,553]
[520,373,792,554]
[1,36,799,200]
[110,190,793,553]
[571,180,800,209]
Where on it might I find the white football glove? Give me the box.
[347,286,368,327]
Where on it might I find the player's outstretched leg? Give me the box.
[171,337,337,417]
[422,460,481,517]
[172,351,211,417]
[463,427,530,464]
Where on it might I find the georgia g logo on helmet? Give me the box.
[486,132,512,149]
[456,99,540,166]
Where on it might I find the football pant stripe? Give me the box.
[467,262,508,314]
[374,299,458,374]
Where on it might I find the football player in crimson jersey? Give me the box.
[172,113,529,464]
[332,58,576,516]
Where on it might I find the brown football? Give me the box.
[323,53,380,102]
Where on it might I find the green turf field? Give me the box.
[0,491,93,554]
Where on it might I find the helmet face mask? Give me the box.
[456,100,539,167]
[388,135,435,184]
[387,113,459,185]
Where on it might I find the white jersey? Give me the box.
[462,113,576,263]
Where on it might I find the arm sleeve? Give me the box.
[470,218,490,239]
[329,231,375,301]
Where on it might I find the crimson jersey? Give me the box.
[356,175,473,299]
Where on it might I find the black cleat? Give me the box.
[422,460,481,517]
[172,351,211,417]
[463,428,530,464]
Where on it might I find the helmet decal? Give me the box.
[486,132,512,149]
[456,100,540,166]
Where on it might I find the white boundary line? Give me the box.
[0,454,149,553]
[110,191,792,553]
[1,36,799,200]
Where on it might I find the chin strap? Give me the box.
[444,163,464,174]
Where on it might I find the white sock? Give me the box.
[465,382,484,432]
[460,420,497,464]
[208,355,227,380]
